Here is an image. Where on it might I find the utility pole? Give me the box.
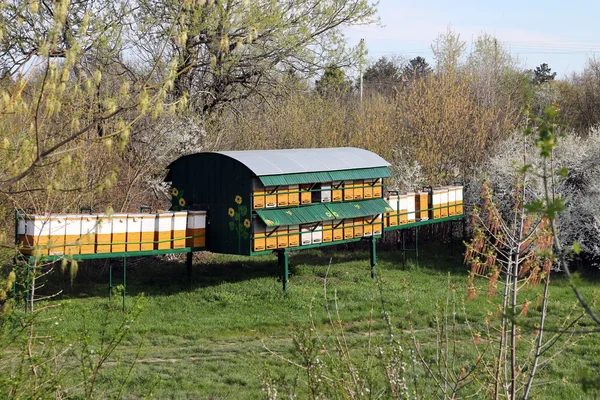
[359,38,365,103]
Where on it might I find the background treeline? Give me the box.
[1,2,599,266]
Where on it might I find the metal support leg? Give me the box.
[109,263,113,300]
[25,257,32,313]
[402,230,406,267]
[279,249,289,292]
[122,257,126,312]
[186,252,193,283]
[415,226,419,267]
[450,220,454,255]
[370,236,377,279]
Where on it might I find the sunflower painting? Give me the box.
[228,195,250,253]
[171,186,187,211]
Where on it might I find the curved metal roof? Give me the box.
[215,147,390,176]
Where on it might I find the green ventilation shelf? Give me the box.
[325,198,392,219]
[255,198,392,227]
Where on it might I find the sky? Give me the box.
[344,0,600,78]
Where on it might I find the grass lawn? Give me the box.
[14,239,600,399]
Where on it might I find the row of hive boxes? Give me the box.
[17,211,206,256]
[383,186,464,227]
[251,216,384,252]
[252,179,383,209]
[430,186,463,219]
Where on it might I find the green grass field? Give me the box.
[18,240,600,399]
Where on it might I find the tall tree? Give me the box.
[135,0,378,113]
[531,63,557,85]
[315,64,352,97]
[362,56,403,95]
[402,56,431,82]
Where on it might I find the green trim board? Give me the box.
[382,214,464,232]
[32,247,207,262]
[258,167,391,186]
[255,198,391,227]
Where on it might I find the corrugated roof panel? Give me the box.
[256,204,334,227]
[217,147,390,176]
[259,172,333,186]
[326,199,392,219]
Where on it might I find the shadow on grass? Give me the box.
[37,237,469,299]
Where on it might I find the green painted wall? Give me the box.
[167,153,253,256]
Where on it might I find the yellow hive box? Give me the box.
[455,185,464,214]
[289,185,300,206]
[140,214,156,251]
[300,184,312,204]
[126,214,143,253]
[95,215,112,253]
[252,217,266,252]
[332,182,343,202]
[172,212,187,249]
[353,180,364,200]
[364,218,373,237]
[155,213,173,250]
[354,218,364,238]
[46,215,67,256]
[111,214,128,253]
[289,224,300,247]
[63,214,82,256]
[20,215,51,256]
[415,191,429,221]
[253,189,265,209]
[343,220,354,239]
[322,221,333,242]
[265,187,277,208]
[277,186,289,207]
[447,186,456,216]
[332,220,343,241]
[442,187,450,218]
[387,194,399,226]
[373,215,383,235]
[80,215,97,254]
[431,188,442,220]
[373,179,382,198]
[265,229,277,250]
[343,182,354,201]
[277,226,289,248]
[363,179,373,199]
[186,211,206,248]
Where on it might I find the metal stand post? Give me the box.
[122,257,126,312]
[109,263,113,300]
[370,236,377,279]
[402,230,406,267]
[450,220,454,255]
[186,252,193,283]
[415,226,419,267]
[279,249,289,292]
[25,257,32,312]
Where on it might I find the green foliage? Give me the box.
[6,247,591,398]
[315,64,353,97]
[363,56,404,94]
[532,63,557,85]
